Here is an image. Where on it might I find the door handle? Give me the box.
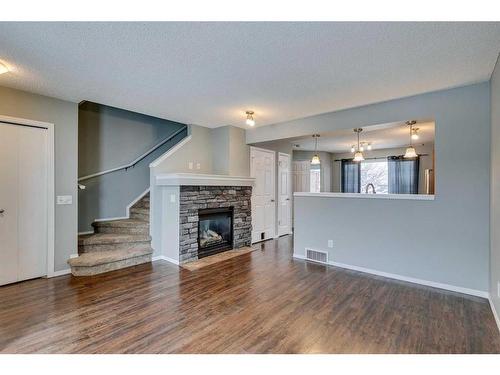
[0,209,4,214]
[270,199,275,202]
[286,198,290,201]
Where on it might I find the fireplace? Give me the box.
[197,207,234,258]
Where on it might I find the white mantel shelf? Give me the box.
[294,192,435,201]
[155,173,255,187]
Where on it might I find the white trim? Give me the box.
[0,115,56,279]
[293,192,435,201]
[78,231,94,236]
[489,297,500,333]
[155,173,255,187]
[292,253,488,298]
[48,268,71,277]
[93,216,128,222]
[152,255,180,265]
[79,126,187,182]
[126,188,150,216]
[149,135,192,168]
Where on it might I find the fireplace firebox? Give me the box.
[197,207,234,258]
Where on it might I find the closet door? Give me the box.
[0,122,48,285]
[0,123,20,285]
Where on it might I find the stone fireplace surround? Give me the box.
[179,185,252,263]
[152,173,255,265]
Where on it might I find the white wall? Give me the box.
[491,55,500,319]
[331,143,434,194]
[249,82,491,293]
[293,150,333,192]
[0,86,78,272]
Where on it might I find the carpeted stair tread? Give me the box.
[68,247,153,267]
[92,218,149,228]
[78,233,151,246]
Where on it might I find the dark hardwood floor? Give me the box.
[1,235,499,353]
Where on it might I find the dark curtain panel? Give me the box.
[341,159,360,193]
[388,156,420,194]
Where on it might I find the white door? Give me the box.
[0,122,48,286]
[250,147,276,243]
[278,153,291,236]
[293,161,310,192]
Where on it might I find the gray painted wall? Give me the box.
[491,56,500,315]
[331,143,434,194]
[249,83,491,292]
[0,86,78,272]
[78,102,187,232]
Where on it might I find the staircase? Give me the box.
[69,193,153,276]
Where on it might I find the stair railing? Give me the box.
[78,126,187,183]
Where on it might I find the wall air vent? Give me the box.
[305,248,328,264]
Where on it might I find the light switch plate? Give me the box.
[170,194,176,203]
[188,162,194,170]
[56,195,72,205]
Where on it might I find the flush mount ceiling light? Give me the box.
[0,61,9,75]
[245,110,255,126]
[353,128,365,162]
[311,134,321,165]
[404,120,418,158]
[411,127,420,140]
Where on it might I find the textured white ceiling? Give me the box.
[0,22,499,128]
[290,121,435,153]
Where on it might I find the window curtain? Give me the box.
[388,156,419,194]
[341,159,360,193]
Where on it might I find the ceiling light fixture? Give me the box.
[245,110,255,126]
[353,128,365,162]
[404,121,418,158]
[367,143,372,151]
[0,61,9,75]
[350,145,356,153]
[411,127,420,140]
[311,134,321,165]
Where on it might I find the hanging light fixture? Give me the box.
[350,145,356,153]
[404,120,418,158]
[311,134,321,165]
[411,127,420,140]
[353,128,365,162]
[245,110,255,126]
[367,143,372,151]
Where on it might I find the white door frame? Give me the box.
[250,146,276,242]
[278,152,292,236]
[0,115,55,278]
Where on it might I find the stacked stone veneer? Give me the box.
[179,185,252,263]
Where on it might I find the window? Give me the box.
[360,160,388,194]
[310,165,321,193]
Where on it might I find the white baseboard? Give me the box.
[94,216,128,222]
[292,253,489,299]
[152,255,179,265]
[78,231,94,235]
[49,268,72,278]
[489,297,500,333]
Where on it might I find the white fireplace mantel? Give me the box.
[155,173,255,187]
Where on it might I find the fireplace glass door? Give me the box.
[198,207,233,258]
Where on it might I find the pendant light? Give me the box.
[404,120,418,158]
[353,128,365,162]
[245,110,255,126]
[311,134,321,165]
